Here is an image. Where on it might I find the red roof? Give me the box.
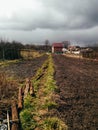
[52,43,63,47]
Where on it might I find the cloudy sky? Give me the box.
[0,0,98,45]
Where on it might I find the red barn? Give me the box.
[52,43,63,53]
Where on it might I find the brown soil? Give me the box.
[0,55,48,119]
[53,54,98,130]
[0,55,48,81]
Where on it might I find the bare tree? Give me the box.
[45,40,50,51]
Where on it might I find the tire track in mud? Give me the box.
[53,55,98,130]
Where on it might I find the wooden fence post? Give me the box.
[30,82,34,96]
[11,102,18,130]
[24,78,30,98]
[18,87,23,109]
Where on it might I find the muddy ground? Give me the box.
[0,55,48,81]
[53,55,98,130]
[0,55,48,119]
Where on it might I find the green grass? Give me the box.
[43,117,68,130]
[0,59,20,67]
[20,54,68,130]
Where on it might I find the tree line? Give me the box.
[0,40,24,60]
[0,40,52,60]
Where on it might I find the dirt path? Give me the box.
[53,54,98,130]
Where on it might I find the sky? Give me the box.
[0,0,98,46]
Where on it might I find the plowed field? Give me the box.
[53,55,98,130]
[0,55,48,81]
[0,55,48,119]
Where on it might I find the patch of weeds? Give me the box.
[43,117,68,130]
[20,95,40,129]
[42,101,57,110]
[20,109,37,130]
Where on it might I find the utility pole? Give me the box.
[7,110,10,130]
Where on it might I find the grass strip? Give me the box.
[20,54,68,130]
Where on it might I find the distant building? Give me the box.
[79,48,95,58]
[68,45,80,52]
[52,43,63,53]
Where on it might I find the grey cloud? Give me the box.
[1,27,98,45]
[0,0,98,45]
[0,0,98,31]
[41,0,98,29]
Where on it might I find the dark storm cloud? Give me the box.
[42,0,98,30]
[0,0,98,44]
[35,0,98,30]
[0,0,98,30]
